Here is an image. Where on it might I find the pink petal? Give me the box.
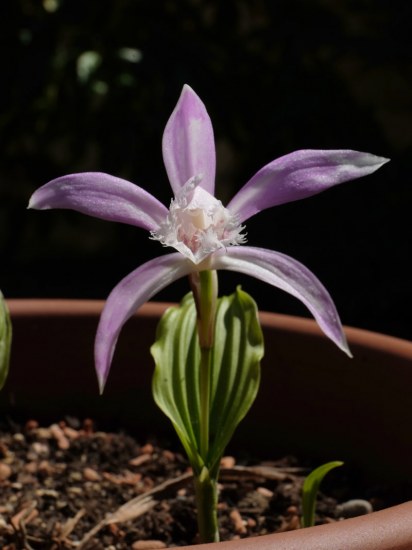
[210,246,351,355]
[227,150,389,223]
[162,85,216,196]
[28,172,168,232]
[95,253,193,392]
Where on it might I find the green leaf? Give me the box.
[301,461,344,528]
[0,292,12,390]
[151,293,202,470]
[151,287,264,475]
[207,287,263,472]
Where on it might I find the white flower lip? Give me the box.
[151,175,246,264]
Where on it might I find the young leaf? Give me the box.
[151,287,264,476]
[301,461,344,528]
[0,291,12,390]
[151,293,203,472]
[207,287,263,473]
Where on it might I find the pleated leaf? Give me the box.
[208,287,263,471]
[151,293,202,470]
[151,287,264,474]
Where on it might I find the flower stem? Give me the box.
[194,466,220,543]
[188,269,219,542]
[197,270,217,457]
[198,269,218,348]
[199,346,212,458]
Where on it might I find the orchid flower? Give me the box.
[29,85,388,392]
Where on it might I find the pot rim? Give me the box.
[178,501,412,550]
[7,298,412,357]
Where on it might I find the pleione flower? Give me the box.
[29,85,389,391]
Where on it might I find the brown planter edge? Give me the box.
[178,501,412,550]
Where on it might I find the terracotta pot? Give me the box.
[3,299,412,549]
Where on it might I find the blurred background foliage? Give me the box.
[0,0,410,338]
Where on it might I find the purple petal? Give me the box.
[95,253,193,392]
[210,246,351,355]
[162,85,216,196]
[227,150,390,223]
[28,172,168,232]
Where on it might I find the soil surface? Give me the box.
[0,417,409,549]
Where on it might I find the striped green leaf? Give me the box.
[151,287,264,475]
[207,287,263,472]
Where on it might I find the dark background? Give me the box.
[0,0,410,339]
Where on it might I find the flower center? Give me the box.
[151,175,246,264]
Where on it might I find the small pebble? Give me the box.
[230,509,247,534]
[220,456,236,468]
[63,426,79,440]
[336,499,373,518]
[129,453,151,467]
[278,512,301,532]
[103,471,142,485]
[140,443,154,455]
[83,467,101,481]
[49,424,70,450]
[67,486,82,495]
[64,416,81,429]
[0,442,9,459]
[0,463,12,481]
[69,471,82,482]
[29,442,49,458]
[38,460,54,477]
[56,500,68,509]
[256,486,274,498]
[36,428,52,439]
[247,517,257,527]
